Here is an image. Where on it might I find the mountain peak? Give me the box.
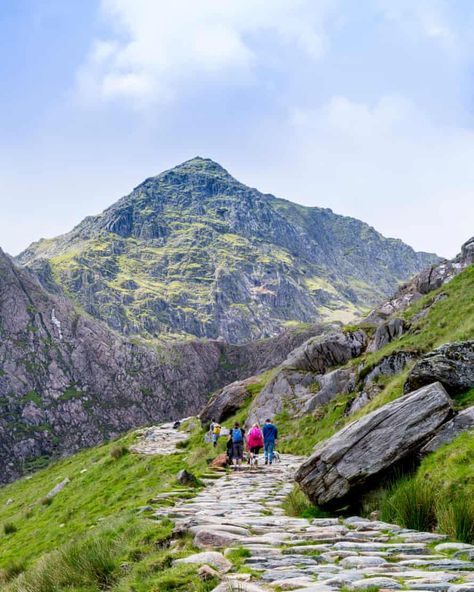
[162,156,231,177]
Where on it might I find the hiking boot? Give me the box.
[264,459,268,465]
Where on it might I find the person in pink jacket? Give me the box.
[247,423,264,466]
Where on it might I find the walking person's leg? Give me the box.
[268,441,274,464]
[264,441,269,464]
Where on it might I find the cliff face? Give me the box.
[0,248,324,483]
[18,157,439,344]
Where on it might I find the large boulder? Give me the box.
[296,382,453,508]
[405,341,474,395]
[421,406,474,455]
[200,376,258,425]
[282,330,367,373]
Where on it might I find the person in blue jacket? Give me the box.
[262,418,278,465]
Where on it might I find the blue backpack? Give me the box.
[232,428,243,443]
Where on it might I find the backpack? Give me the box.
[232,428,243,443]
[213,424,221,435]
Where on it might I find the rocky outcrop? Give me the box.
[295,382,454,508]
[200,377,259,425]
[246,331,365,423]
[405,341,474,395]
[364,351,417,385]
[365,236,473,323]
[18,157,439,344]
[421,406,474,455]
[367,318,406,352]
[281,330,367,373]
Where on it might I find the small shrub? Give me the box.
[110,445,128,460]
[60,534,118,587]
[40,497,53,506]
[437,499,474,544]
[381,478,437,532]
[3,522,17,535]
[0,559,26,583]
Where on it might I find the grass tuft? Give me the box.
[110,445,129,460]
[283,485,331,519]
[3,522,17,535]
[381,478,437,532]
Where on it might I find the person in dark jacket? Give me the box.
[262,418,278,465]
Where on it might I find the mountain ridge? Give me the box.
[18,157,440,343]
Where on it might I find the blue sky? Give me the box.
[1,0,473,257]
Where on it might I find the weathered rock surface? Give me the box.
[200,377,259,425]
[367,318,406,352]
[405,341,474,395]
[364,352,417,386]
[246,331,364,423]
[296,382,454,507]
[421,406,474,455]
[174,551,231,573]
[281,330,368,374]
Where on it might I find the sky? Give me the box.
[1,1,474,258]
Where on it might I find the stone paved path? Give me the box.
[153,452,474,592]
[130,420,191,455]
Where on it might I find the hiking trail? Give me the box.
[135,425,474,592]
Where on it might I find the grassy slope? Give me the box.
[276,264,474,455]
[0,423,224,590]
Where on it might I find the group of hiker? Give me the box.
[208,418,279,469]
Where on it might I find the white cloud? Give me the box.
[377,0,456,49]
[77,0,334,106]
[284,95,474,256]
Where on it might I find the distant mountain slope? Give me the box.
[18,157,439,343]
[0,247,324,484]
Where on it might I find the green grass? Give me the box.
[380,431,474,542]
[283,485,332,519]
[0,424,210,569]
[358,265,474,378]
[1,515,218,592]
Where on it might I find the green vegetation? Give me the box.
[283,485,331,519]
[1,516,218,592]
[22,157,436,342]
[0,417,244,590]
[380,431,474,542]
[0,424,212,570]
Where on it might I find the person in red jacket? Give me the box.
[247,423,264,466]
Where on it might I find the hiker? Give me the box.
[231,422,245,469]
[262,418,278,465]
[247,422,264,466]
[226,433,234,465]
[212,422,221,448]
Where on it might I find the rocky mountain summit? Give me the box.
[18,157,439,343]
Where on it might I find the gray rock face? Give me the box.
[365,351,417,385]
[405,341,474,395]
[367,318,406,352]
[295,382,454,508]
[421,406,474,455]
[282,330,368,373]
[200,377,259,425]
[246,331,364,423]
